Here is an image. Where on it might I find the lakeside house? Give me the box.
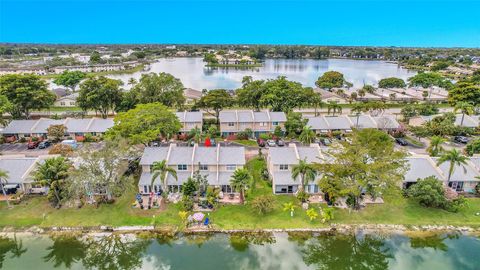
[183,88,202,104]
[0,118,114,141]
[175,111,203,133]
[306,114,400,133]
[267,144,323,194]
[0,155,56,194]
[138,144,246,195]
[313,88,347,103]
[219,110,287,137]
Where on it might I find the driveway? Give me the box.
[0,143,50,156]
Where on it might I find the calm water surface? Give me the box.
[1,232,478,270]
[106,58,415,90]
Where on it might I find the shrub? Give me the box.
[182,195,194,211]
[407,176,446,208]
[259,133,270,140]
[306,208,318,221]
[48,144,74,156]
[296,190,310,202]
[182,177,197,197]
[250,195,275,215]
[237,129,252,140]
[447,196,468,213]
[19,137,27,143]
[466,139,480,156]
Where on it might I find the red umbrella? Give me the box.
[205,137,211,147]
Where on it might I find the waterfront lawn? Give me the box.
[1,157,479,229]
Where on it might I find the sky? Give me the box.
[0,0,479,47]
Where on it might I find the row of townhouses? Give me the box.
[218,110,287,137]
[306,115,401,133]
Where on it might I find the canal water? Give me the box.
[106,57,415,90]
[0,232,478,270]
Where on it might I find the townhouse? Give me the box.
[175,111,203,133]
[138,144,246,195]
[0,118,114,141]
[409,114,479,128]
[306,114,400,133]
[267,144,323,194]
[219,110,287,137]
[0,155,56,194]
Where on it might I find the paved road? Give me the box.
[0,143,50,156]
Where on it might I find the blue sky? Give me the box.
[0,0,479,47]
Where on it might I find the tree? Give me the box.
[236,78,266,111]
[378,77,406,88]
[259,76,314,112]
[107,103,181,145]
[250,195,275,215]
[129,72,185,108]
[34,157,71,207]
[327,101,342,116]
[407,176,447,208]
[0,94,12,126]
[298,125,316,145]
[362,84,375,94]
[230,168,252,204]
[77,76,123,118]
[453,101,474,127]
[350,102,367,127]
[47,124,67,142]
[316,129,407,209]
[315,71,348,89]
[0,170,10,208]
[90,51,101,63]
[306,208,318,221]
[197,89,233,123]
[0,74,56,119]
[427,136,445,157]
[284,112,307,136]
[436,149,468,184]
[189,127,202,144]
[448,82,480,106]
[408,72,452,89]
[67,140,134,203]
[466,138,480,156]
[400,104,417,122]
[283,202,295,217]
[291,159,317,193]
[151,160,177,195]
[53,70,86,92]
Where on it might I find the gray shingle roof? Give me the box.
[272,171,297,185]
[167,147,193,165]
[373,116,400,129]
[307,117,330,130]
[324,116,353,130]
[88,118,114,132]
[31,119,64,134]
[269,147,299,165]
[1,118,114,134]
[194,147,218,165]
[140,147,169,165]
[219,111,237,123]
[404,157,444,182]
[238,111,254,122]
[297,147,322,163]
[175,111,203,123]
[0,158,37,184]
[1,120,37,134]
[348,115,377,129]
[433,158,480,182]
[269,112,287,122]
[218,147,245,165]
[253,111,269,122]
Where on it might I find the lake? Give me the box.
[1,232,478,270]
[106,58,416,90]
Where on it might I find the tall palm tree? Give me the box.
[437,149,468,185]
[298,125,316,145]
[291,159,317,192]
[151,160,177,194]
[327,101,342,116]
[454,101,474,127]
[0,169,10,208]
[34,157,70,207]
[427,136,445,157]
[350,102,366,128]
[230,168,252,204]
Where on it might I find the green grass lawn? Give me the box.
[1,157,479,229]
[233,139,258,147]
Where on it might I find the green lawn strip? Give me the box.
[233,140,258,147]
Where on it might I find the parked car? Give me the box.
[267,140,276,147]
[257,138,266,147]
[276,139,285,147]
[61,139,78,149]
[38,140,51,149]
[27,140,40,149]
[454,136,469,144]
[319,138,331,146]
[395,138,408,146]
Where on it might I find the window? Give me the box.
[259,122,267,127]
[272,122,279,126]
[199,164,208,171]
[226,164,237,171]
[279,164,289,170]
[70,102,75,106]
[177,164,187,171]
[228,122,235,127]
[60,102,65,106]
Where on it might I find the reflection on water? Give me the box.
[1,232,479,270]
[104,58,415,90]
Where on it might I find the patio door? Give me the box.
[449,181,464,192]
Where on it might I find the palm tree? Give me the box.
[350,102,366,128]
[298,125,316,145]
[188,127,202,144]
[127,78,137,86]
[427,136,445,157]
[437,149,468,185]
[0,169,10,208]
[454,101,474,127]
[34,157,70,207]
[327,101,342,116]
[230,168,252,204]
[151,160,177,195]
[291,159,317,192]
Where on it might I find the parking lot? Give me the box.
[0,143,51,156]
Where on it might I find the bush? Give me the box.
[182,177,197,197]
[466,139,480,156]
[250,195,275,215]
[296,190,310,202]
[407,176,446,208]
[259,133,270,140]
[475,183,480,195]
[182,195,194,211]
[447,196,468,213]
[237,129,252,140]
[48,144,74,156]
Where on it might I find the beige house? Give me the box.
[138,144,246,194]
[314,88,347,103]
[175,111,203,133]
[54,93,78,107]
[219,110,286,137]
[267,144,323,194]
[183,88,202,104]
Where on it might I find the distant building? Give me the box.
[54,93,78,107]
[175,111,203,133]
[183,88,202,103]
[219,110,287,137]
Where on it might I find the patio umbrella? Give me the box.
[192,212,205,221]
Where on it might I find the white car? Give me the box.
[267,140,276,147]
